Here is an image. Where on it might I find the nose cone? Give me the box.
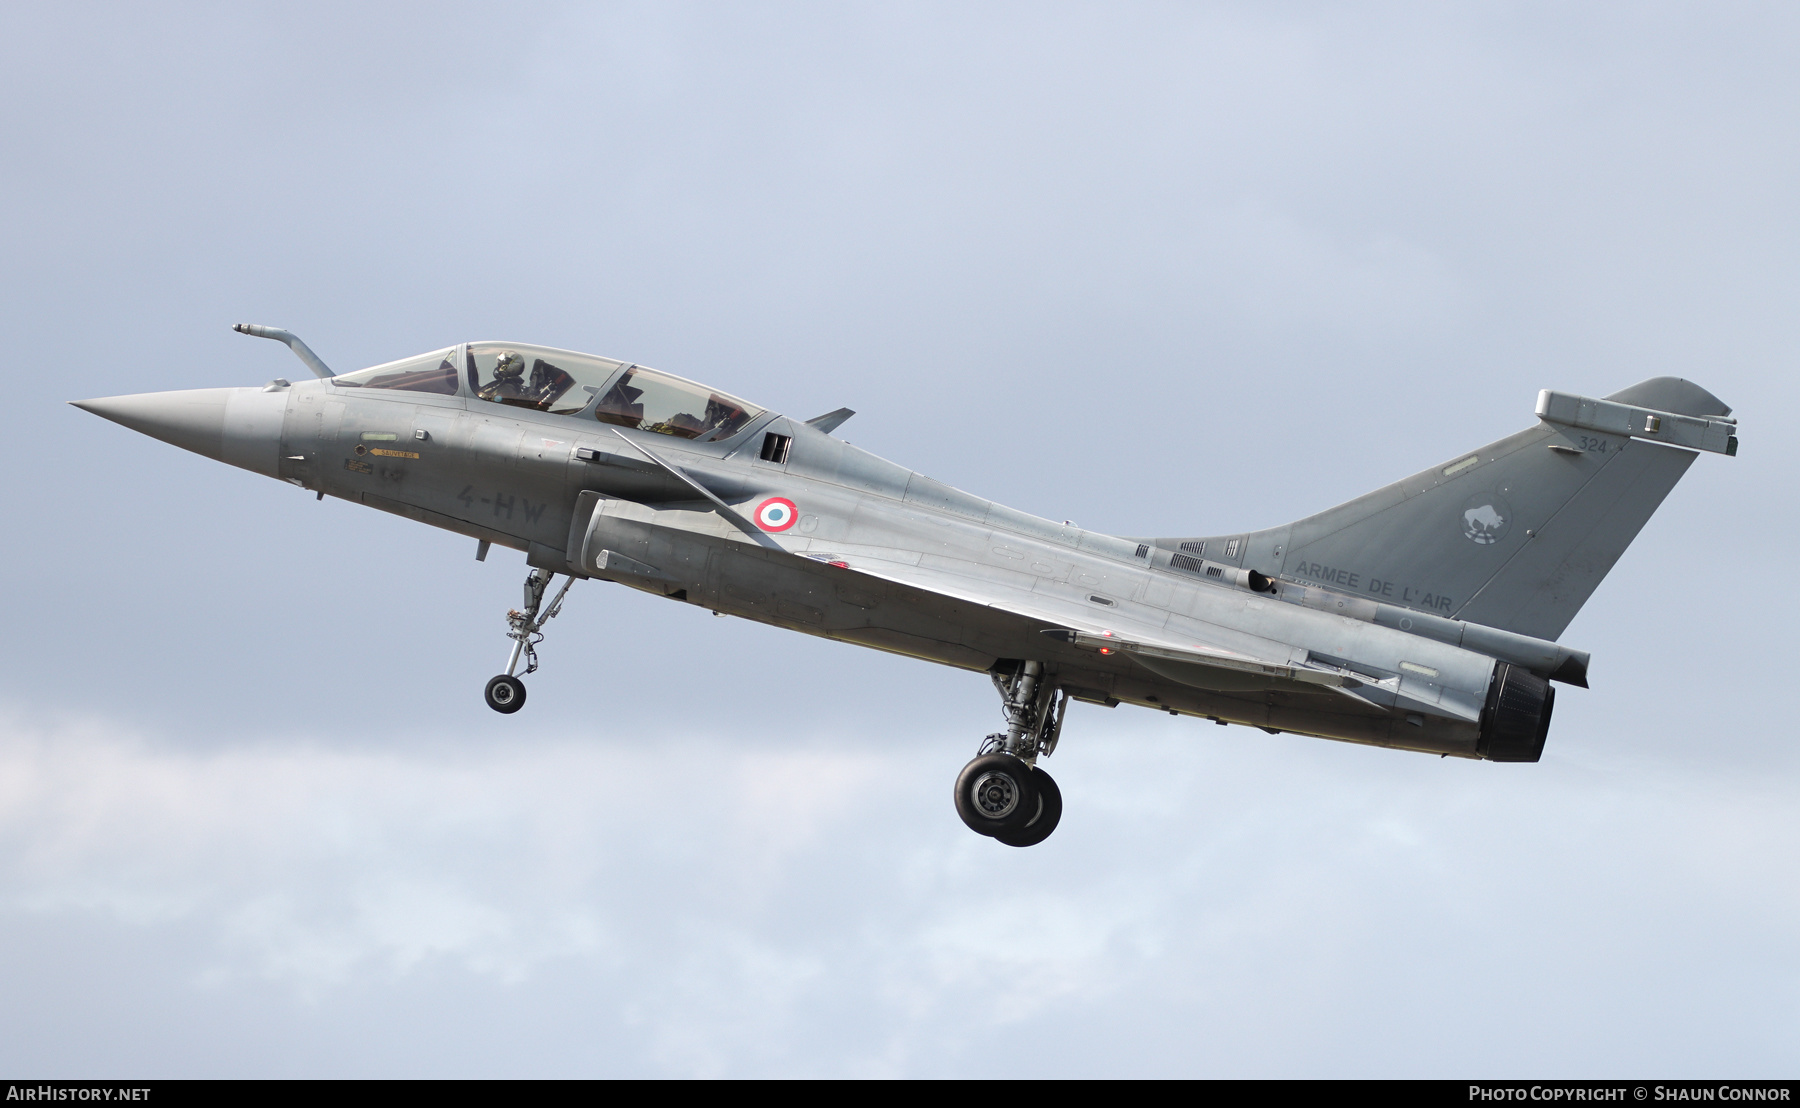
[73,386,289,478]
[72,388,233,461]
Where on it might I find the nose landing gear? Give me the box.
[485,673,526,714]
[483,567,575,714]
[954,660,1068,847]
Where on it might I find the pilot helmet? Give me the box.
[494,351,525,379]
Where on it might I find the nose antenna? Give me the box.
[232,323,335,379]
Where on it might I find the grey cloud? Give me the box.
[1,710,1794,1076]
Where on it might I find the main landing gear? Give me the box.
[484,567,575,714]
[954,660,1069,847]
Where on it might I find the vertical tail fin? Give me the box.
[1160,378,1736,642]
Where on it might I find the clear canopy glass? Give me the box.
[466,342,623,415]
[592,365,762,441]
[331,348,460,394]
[334,341,766,441]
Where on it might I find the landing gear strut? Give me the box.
[953,660,1068,847]
[484,567,575,714]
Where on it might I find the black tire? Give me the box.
[994,767,1062,848]
[485,674,527,714]
[953,753,1039,837]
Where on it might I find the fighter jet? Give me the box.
[73,326,1740,847]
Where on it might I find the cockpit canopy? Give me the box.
[330,341,766,442]
[330,347,462,395]
[466,343,620,415]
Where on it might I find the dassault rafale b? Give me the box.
[74,326,1740,846]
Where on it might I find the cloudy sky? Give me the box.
[1,2,1795,1077]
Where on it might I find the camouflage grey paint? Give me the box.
[1163,378,1735,643]
[72,343,1738,763]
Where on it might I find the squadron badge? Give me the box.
[1460,492,1513,545]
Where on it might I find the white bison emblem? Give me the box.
[1463,503,1506,544]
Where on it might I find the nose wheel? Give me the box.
[485,674,526,714]
[483,567,575,714]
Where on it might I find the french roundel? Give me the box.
[754,497,799,532]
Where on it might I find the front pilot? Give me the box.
[478,350,529,402]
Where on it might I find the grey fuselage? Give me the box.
[175,344,1565,760]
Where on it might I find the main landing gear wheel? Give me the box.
[995,767,1062,848]
[955,660,1072,846]
[954,753,1040,837]
[485,674,526,714]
